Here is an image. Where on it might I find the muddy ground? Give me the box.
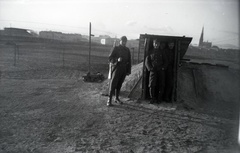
[0,42,240,153]
[1,67,239,153]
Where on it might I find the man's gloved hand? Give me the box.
[117,57,122,62]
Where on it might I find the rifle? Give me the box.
[108,63,112,79]
[108,40,118,79]
[108,62,118,79]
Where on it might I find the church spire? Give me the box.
[199,26,204,47]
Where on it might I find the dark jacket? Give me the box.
[165,48,174,67]
[109,45,131,75]
[145,48,168,71]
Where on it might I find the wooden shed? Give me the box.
[138,34,192,101]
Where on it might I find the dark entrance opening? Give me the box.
[138,34,192,101]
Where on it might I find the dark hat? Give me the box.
[153,38,159,42]
[120,36,127,41]
[168,39,175,43]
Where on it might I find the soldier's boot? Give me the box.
[114,89,123,104]
[149,87,156,104]
[158,91,163,104]
[163,87,172,103]
[107,97,113,106]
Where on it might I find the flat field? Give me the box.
[0,41,239,153]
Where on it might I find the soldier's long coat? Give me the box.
[108,45,131,94]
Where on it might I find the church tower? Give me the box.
[199,26,204,47]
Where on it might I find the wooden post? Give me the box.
[131,47,134,65]
[172,40,181,102]
[88,22,91,73]
[137,40,140,64]
[171,39,179,102]
[175,40,181,101]
[142,38,150,99]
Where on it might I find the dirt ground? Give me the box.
[0,65,239,153]
[0,42,240,153]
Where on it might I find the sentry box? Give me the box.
[138,34,192,101]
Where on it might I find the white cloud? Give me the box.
[125,20,137,27]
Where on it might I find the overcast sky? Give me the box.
[0,0,239,47]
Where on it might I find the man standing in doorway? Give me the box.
[107,36,131,106]
[145,39,168,104]
[163,40,175,102]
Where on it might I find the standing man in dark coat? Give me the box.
[163,40,175,102]
[145,39,168,104]
[107,36,131,106]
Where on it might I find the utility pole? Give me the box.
[88,22,91,73]
[88,22,95,73]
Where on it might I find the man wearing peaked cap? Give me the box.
[145,39,168,104]
[120,36,127,41]
[107,36,131,106]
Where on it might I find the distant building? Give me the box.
[81,35,140,47]
[198,26,212,48]
[199,27,204,47]
[202,41,212,48]
[211,45,219,51]
[82,35,119,46]
[100,37,119,46]
[99,35,111,38]
[0,27,34,37]
[99,35,116,46]
[39,31,82,42]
